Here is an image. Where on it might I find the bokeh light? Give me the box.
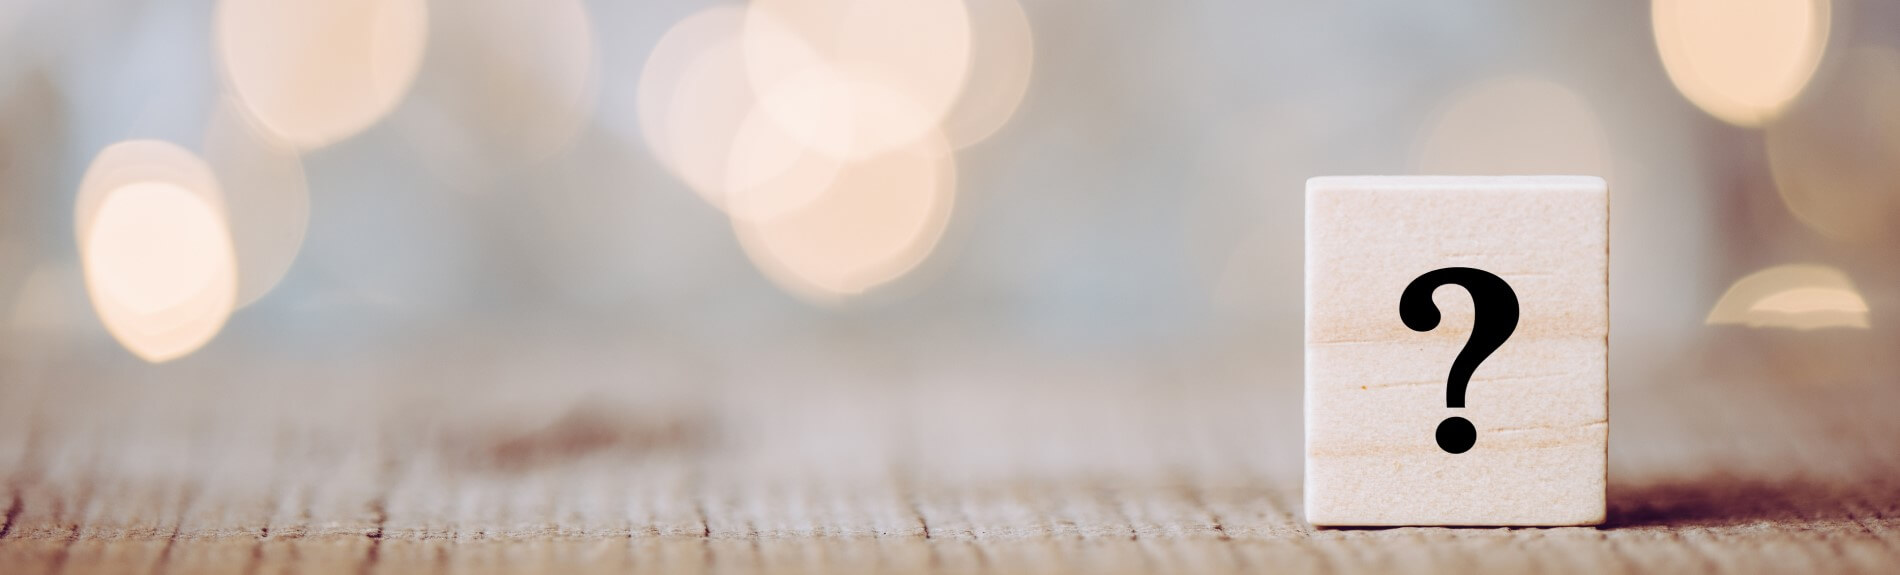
[637,5,754,207]
[743,0,972,159]
[78,142,238,362]
[636,6,848,222]
[942,0,1035,149]
[1652,0,1830,127]
[1764,47,1900,243]
[76,140,226,251]
[215,0,428,149]
[1413,76,1609,176]
[734,131,957,302]
[634,2,993,304]
[204,99,310,308]
[722,96,845,223]
[1707,264,1868,330]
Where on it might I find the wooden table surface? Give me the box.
[1,338,1896,574]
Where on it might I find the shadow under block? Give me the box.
[1303,176,1607,527]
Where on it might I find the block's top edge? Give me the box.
[1307,175,1605,190]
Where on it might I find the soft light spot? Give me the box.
[89,184,227,316]
[76,141,227,255]
[216,0,428,149]
[743,0,971,159]
[79,144,239,362]
[1413,77,1609,177]
[750,64,941,163]
[1749,287,1868,316]
[637,6,844,220]
[1707,264,1868,330]
[1653,0,1829,126]
[637,6,754,207]
[734,130,957,302]
[722,96,843,223]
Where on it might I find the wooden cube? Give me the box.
[1304,175,1607,527]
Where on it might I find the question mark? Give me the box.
[1400,267,1519,454]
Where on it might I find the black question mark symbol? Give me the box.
[1400,267,1519,454]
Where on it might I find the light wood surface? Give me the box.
[1,339,1896,574]
[1304,176,1609,526]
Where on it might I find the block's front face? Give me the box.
[1304,176,1607,527]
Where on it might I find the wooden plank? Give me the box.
[1,351,1898,573]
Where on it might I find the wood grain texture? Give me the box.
[1,340,1897,574]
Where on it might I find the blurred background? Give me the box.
[0,0,1895,481]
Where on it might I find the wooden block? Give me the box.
[1304,175,1607,526]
